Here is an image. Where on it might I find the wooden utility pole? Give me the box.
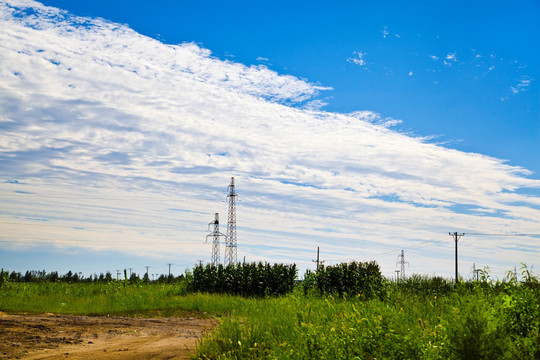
[312,247,324,271]
[145,266,150,279]
[450,232,465,283]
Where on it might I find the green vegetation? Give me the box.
[303,261,384,299]
[1,268,184,284]
[1,264,539,359]
[192,277,540,359]
[0,280,190,316]
[190,262,297,297]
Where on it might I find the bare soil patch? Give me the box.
[0,311,216,359]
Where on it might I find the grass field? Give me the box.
[1,271,539,359]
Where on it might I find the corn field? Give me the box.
[189,262,297,297]
[303,261,385,299]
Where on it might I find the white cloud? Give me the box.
[408,71,413,76]
[510,76,531,94]
[381,27,389,38]
[347,50,367,67]
[444,52,457,66]
[428,55,439,60]
[1,0,539,278]
[302,99,328,111]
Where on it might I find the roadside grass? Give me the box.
[0,281,192,316]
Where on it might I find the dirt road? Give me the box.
[0,311,216,359]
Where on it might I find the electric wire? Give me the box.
[466,233,540,236]
[323,237,446,264]
[0,220,192,233]
[0,236,202,245]
[0,192,182,201]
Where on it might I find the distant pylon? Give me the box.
[224,177,238,266]
[396,250,409,280]
[206,213,225,266]
[471,263,483,281]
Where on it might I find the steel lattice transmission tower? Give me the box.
[224,177,238,266]
[206,213,225,266]
[396,249,409,281]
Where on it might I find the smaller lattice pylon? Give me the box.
[206,213,226,267]
[396,249,409,280]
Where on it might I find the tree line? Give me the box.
[0,269,185,284]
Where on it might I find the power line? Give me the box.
[0,191,185,201]
[0,220,189,233]
[338,237,446,261]
[466,233,540,236]
[321,238,444,264]
[0,237,202,245]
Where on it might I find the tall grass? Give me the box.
[2,269,539,359]
[193,283,539,360]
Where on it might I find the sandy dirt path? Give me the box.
[0,311,216,359]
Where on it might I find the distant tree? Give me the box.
[129,272,139,283]
[9,271,21,282]
[142,272,149,283]
[105,271,112,282]
[34,270,46,281]
[0,269,8,284]
[24,270,34,282]
[64,270,73,282]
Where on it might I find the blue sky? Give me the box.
[1,0,539,280]
[37,0,540,173]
